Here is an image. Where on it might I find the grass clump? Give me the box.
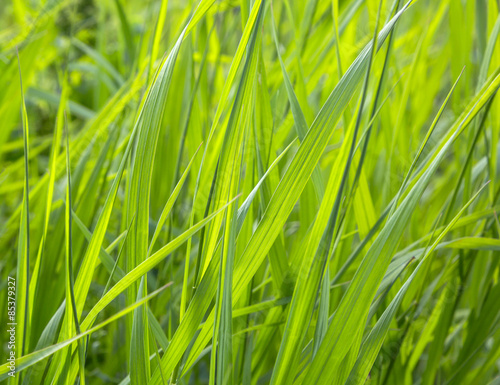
[1,0,500,384]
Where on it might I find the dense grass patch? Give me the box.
[1,0,500,384]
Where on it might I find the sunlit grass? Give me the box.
[1,0,500,384]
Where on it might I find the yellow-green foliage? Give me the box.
[1,0,500,384]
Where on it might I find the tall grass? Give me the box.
[1,0,500,384]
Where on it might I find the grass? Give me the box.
[1,0,500,384]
